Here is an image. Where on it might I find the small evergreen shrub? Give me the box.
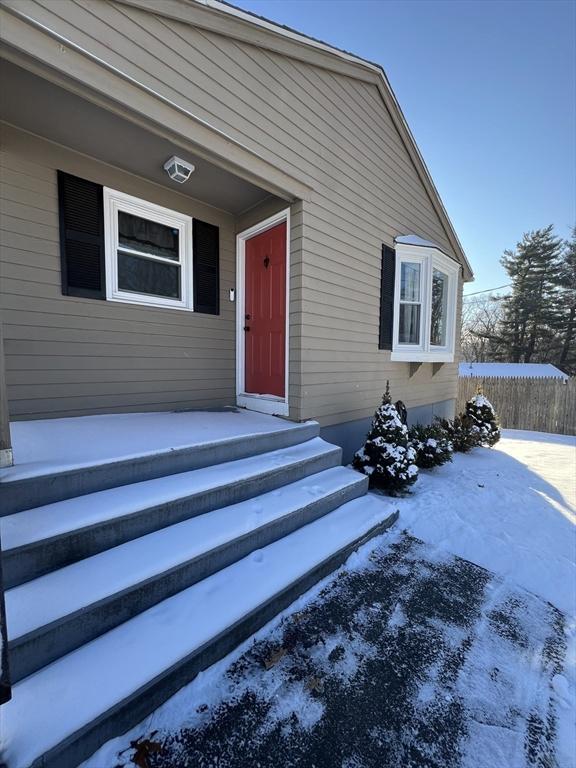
[353,383,418,495]
[408,423,453,469]
[464,390,501,447]
[436,415,480,453]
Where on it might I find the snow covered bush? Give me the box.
[353,383,418,495]
[408,423,453,469]
[464,390,501,447]
[436,415,480,453]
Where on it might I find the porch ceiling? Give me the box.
[0,59,272,215]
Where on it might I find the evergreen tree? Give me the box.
[436,416,479,453]
[464,388,501,447]
[495,226,563,363]
[408,423,453,469]
[555,228,576,374]
[353,383,418,495]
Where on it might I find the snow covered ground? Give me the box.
[81,429,575,768]
[394,429,575,615]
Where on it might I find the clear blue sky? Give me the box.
[233,0,576,294]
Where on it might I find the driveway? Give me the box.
[114,532,568,768]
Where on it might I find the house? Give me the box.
[459,362,569,381]
[0,2,472,766]
[0,0,472,465]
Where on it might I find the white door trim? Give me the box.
[236,208,291,417]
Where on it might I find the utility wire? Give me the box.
[463,283,511,299]
[462,296,507,306]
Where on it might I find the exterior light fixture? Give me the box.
[163,156,195,183]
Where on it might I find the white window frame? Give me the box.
[103,188,193,311]
[391,243,459,363]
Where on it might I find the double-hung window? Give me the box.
[430,267,449,347]
[398,260,424,345]
[391,240,459,362]
[58,172,219,313]
[104,188,193,310]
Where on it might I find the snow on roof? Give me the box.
[459,363,569,381]
[395,235,444,250]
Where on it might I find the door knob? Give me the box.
[244,326,251,332]
[245,314,251,320]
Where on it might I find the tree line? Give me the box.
[461,226,575,375]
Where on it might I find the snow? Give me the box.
[0,437,336,552]
[0,409,313,482]
[469,393,495,410]
[552,673,572,704]
[79,526,399,768]
[386,601,407,630]
[6,466,363,641]
[395,234,446,251]
[4,428,574,768]
[0,495,392,768]
[459,362,569,380]
[78,429,575,768]
[451,570,574,768]
[393,429,576,615]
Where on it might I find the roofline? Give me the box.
[195,0,474,280]
[202,0,386,73]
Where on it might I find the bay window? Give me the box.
[391,241,459,362]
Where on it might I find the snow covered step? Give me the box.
[0,416,319,515]
[1,438,340,588]
[7,467,368,682]
[1,497,398,768]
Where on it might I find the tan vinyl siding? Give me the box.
[0,125,237,419]
[1,0,465,426]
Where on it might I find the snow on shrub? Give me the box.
[435,415,480,453]
[464,389,501,447]
[408,423,453,469]
[353,383,418,495]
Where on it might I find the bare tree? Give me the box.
[461,294,505,362]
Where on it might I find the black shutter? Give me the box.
[379,244,396,350]
[193,219,220,315]
[57,171,105,299]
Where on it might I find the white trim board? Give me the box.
[236,209,291,418]
[103,187,194,311]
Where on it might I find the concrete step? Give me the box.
[0,417,319,515]
[1,497,398,768]
[7,467,368,682]
[1,437,340,588]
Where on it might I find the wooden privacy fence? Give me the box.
[457,376,576,436]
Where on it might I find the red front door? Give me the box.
[244,221,286,398]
